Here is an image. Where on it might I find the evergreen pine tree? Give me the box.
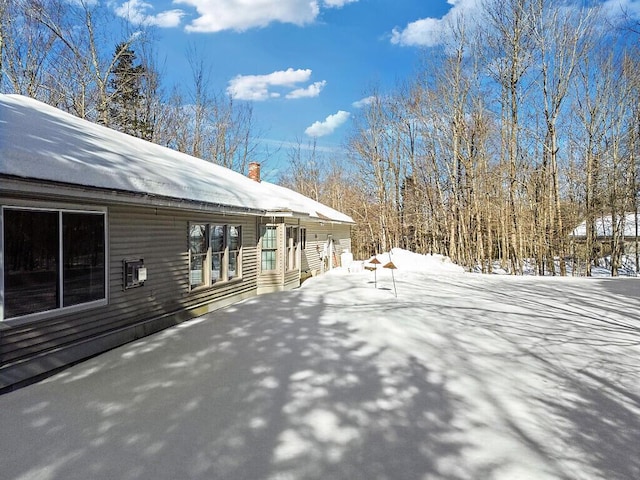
[108,43,153,140]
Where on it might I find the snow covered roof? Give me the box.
[259,181,354,223]
[571,213,640,238]
[0,94,353,224]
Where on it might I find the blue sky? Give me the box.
[111,0,460,175]
[113,0,640,177]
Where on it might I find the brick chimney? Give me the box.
[248,162,261,182]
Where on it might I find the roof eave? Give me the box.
[0,175,268,216]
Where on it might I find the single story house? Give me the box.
[570,213,640,274]
[571,213,640,243]
[0,94,354,391]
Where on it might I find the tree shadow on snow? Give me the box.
[1,285,470,480]
[533,363,640,480]
[449,276,640,480]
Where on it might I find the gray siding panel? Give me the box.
[301,222,352,273]
[1,204,259,389]
[284,270,301,289]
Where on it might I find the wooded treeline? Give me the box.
[2,0,639,275]
[281,1,640,276]
[344,0,640,276]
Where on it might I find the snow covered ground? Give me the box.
[2,250,639,480]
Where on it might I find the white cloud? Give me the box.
[391,0,640,48]
[175,0,359,33]
[228,68,327,101]
[151,9,186,27]
[323,0,359,7]
[115,0,184,28]
[352,96,375,108]
[390,0,481,47]
[391,17,445,48]
[286,81,327,99]
[305,110,351,137]
[176,0,314,32]
[601,0,640,21]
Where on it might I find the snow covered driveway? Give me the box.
[2,266,639,480]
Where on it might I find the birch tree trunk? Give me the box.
[483,0,537,274]
[535,0,595,275]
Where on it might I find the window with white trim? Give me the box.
[286,226,299,271]
[228,226,241,280]
[211,224,225,282]
[2,207,107,320]
[261,225,277,271]
[300,227,307,250]
[189,222,242,290]
[189,224,208,288]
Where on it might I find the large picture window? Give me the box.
[3,207,106,320]
[189,222,242,290]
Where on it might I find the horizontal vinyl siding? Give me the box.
[301,222,352,273]
[302,223,327,273]
[1,204,258,387]
[334,225,352,260]
[284,270,300,290]
[1,207,185,363]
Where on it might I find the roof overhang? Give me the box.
[0,175,267,216]
[262,208,355,225]
[264,209,298,218]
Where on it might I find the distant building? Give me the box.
[570,213,640,241]
[0,94,353,390]
[570,213,640,275]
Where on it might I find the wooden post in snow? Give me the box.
[383,260,397,297]
[367,257,381,288]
